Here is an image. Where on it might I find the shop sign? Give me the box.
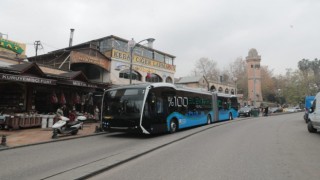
[70,51,110,70]
[0,39,24,54]
[132,66,156,73]
[59,80,98,88]
[0,73,56,85]
[112,49,176,72]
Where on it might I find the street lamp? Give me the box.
[128,38,155,84]
[232,77,238,95]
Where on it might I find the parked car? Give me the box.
[238,107,252,117]
[269,107,282,113]
[284,107,302,112]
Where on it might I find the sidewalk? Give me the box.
[0,122,101,148]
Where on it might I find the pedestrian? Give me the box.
[68,110,76,121]
[94,106,100,121]
[264,106,269,116]
[62,105,68,117]
[56,106,64,117]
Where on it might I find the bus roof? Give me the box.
[105,83,210,95]
[105,83,235,97]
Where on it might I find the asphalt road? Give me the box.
[1,113,320,180]
[91,113,320,180]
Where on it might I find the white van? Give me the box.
[308,92,320,133]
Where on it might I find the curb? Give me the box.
[0,131,107,151]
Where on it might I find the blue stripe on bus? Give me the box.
[166,111,212,131]
[166,109,238,132]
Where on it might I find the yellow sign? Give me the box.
[111,49,176,72]
[133,66,156,73]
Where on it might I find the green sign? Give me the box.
[0,39,24,54]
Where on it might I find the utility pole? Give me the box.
[34,40,43,57]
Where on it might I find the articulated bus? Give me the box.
[101,83,238,134]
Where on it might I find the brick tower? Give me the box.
[246,48,263,107]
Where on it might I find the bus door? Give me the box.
[212,92,219,122]
[145,90,166,123]
[218,97,229,120]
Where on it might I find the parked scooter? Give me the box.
[75,114,87,122]
[52,116,83,139]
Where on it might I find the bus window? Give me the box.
[157,97,163,113]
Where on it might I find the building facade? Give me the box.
[28,35,176,86]
[0,37,107,115]
[98,36,176,85]
[175,76,237,95]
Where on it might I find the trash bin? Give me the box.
[252,108,259,117]
[48,115,55,128]
[41,115,48,128]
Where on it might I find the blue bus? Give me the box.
[101,83,238,134]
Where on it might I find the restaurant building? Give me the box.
[0,34,175,129]
[0,37,108,116]
[1,35,176,115]
[101,35,176,85]
[28,35,176,86]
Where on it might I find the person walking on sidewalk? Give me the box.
[264,106,269,116]
[56,106,64,117]
[94,106,100,121]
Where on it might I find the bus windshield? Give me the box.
[103,88,145,117]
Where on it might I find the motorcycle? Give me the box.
[51,116,83,139]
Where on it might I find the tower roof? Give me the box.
[246,48,261,61]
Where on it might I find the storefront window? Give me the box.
[99,39,112,52]
[113,39,129,52]
[154,52,165,62]
[119,69,142,81]
[210,85,216,92]
[165,77,173,83]
[134,47,153,59]
[0,83,25,113]
[146,73,162,82]
[165,56,173,65]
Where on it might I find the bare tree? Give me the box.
[227,57,247,95]
[228,57,246,78]
[192,57,220,81]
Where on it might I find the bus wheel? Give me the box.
[170,119,178,133]
[308,121,317,133]
[207,115,211,125]
[229,113,233,120]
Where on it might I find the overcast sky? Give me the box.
[1,0,320,77]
